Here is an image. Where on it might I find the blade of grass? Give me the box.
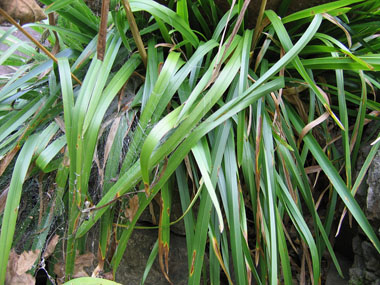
[0,135,39,285]
[175,164,195,265]
[75,75,283,239]
[129,0,199,48]
[262,112,280,284]
[276,171,320,284]
[35,136,67,172]
[192,140,224,233]
[350,71,368,167]
[99,116,129,260]
[288,106,380,252]
[224,133,248,284]
[282,0,365,23]
[62,277,122,285]
[0,8,82,85]
[266,10,343,130]
[122,0,147,67]
[237,29,253,166]
[275,207,293,285]
[140,239,159,285]
[158,182,172,283]
[82,77,283,278]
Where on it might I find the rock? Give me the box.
[114,190,190,284]
[355,145,372,205]
[352,236,362,256]
[365,271,377,282]
[349,267,364,284]
[362,241,380,271]
[115,229,188,285]
[367,151,380,220]
[349,235,380,284]
[325,253,351,285]
[348,143,380,284]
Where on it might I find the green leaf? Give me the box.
[35,136,67,172]
[129,0,199,48]
[63,277,122,285]
[266,10,343,129]
[45,0,77,13]
[288,107,380,253]
[282,0,365,23]
[141,240,159,285]
[0,135,39,285]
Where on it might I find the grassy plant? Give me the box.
[1,0,380,284]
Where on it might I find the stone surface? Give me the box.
[348,147,380,284]
[115,191,190,284]
[115,229,188,285]
[325,252,352,285]
[367,151,380,220]
[350,236,380,284]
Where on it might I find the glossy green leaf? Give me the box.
[63,277,122,285]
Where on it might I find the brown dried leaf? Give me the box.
[0,0,47,25]
[7,273,35,285]
[48,13,60,55]
[103,272,114,280]
[158,241,172,284]
[54,117,66,133]
[0,146,20,177]
[53,262,65,285]
[91,261,104,278]
[6,249,40,285]
[304,165,322,174]
[103,117,121,170]
[53,252,95,284]
[15,250,40,275]
[73,268,90,278]
[282,85,308,97]
[322,13,352,48]
[74,252,95,275]
[298,112,329,144]
[0,186,9,214]
[205,0,250,89]
[125,195,139,222]
[72,252,95,278]
[43,234,60,259]
[92,263,116,282]
[5,250,18,283]
[149,202,157,225]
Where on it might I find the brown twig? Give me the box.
[205,0,251,90]
[251,0,268,55]
[97,0,110,61]
[48,13,60,55]
[81,190,145,214]
[0,7,82,85]
[122,0,147,68]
